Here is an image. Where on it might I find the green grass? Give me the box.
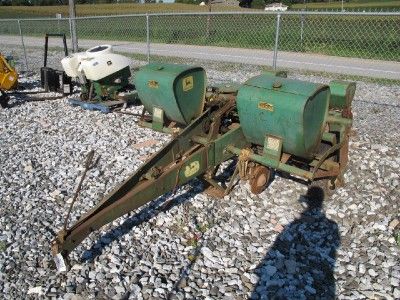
[0,1,398,19]
[292,0,400,10]
[0,3,250,19]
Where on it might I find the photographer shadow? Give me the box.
[251,186,340,299]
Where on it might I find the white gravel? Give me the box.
[0,55,399,300]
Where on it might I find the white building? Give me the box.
[264,2,288,11]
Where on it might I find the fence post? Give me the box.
[69,17,78,52]
[300,12,305,51]
[206,6,211,40]
[146,13,150,63]
[17,20,29,72]
[68,17,74,52]
[273,13,281,70]
[69,0,78,52]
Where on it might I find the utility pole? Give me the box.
[206,0,212,40]
[342,0,344,12]
[69,0,78,52]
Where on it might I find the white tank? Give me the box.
[61,45,132,81]
[61,52,87,78]
[79,53,132,81]
[85,45,113,57]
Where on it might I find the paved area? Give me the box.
[2,35,399,80]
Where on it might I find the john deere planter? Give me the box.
[52,65,355,271]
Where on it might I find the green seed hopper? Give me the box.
[135,63,206,133]
[52,67,355,270]
[236,74,330,160]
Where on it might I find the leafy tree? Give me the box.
[0,0,12,5]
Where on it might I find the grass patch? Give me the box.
[292,0,400,10]
[1,0,398,18]
[0,3,250,19]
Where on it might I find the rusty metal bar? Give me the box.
[226,145,313,180]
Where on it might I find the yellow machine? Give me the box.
[0,53,18,90]
[0,53,18,108]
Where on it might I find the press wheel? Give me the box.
[250,165,271,195]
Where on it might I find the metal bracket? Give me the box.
[263,134,283,162]
[152,106,164,132]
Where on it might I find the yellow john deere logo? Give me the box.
[182,76,193,91]
[184,161,200,177]
[148,80,159,88]
[258,102,274,112]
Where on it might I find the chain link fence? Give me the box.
[0,18,73,72]
[0,11,399,84]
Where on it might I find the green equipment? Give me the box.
[51,67,355,271]
[237,74,330,160]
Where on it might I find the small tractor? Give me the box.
[51,63,355,271]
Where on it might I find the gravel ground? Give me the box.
[0,52,399,300]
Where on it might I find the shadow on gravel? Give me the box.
[250,186,340,300]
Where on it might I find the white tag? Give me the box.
[267,136,281,152]
[63,84,70,94]
[54,253,67,272]
[153,107,163,119]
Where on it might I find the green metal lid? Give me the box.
[213,83,240,94]
[244,74,326,97]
